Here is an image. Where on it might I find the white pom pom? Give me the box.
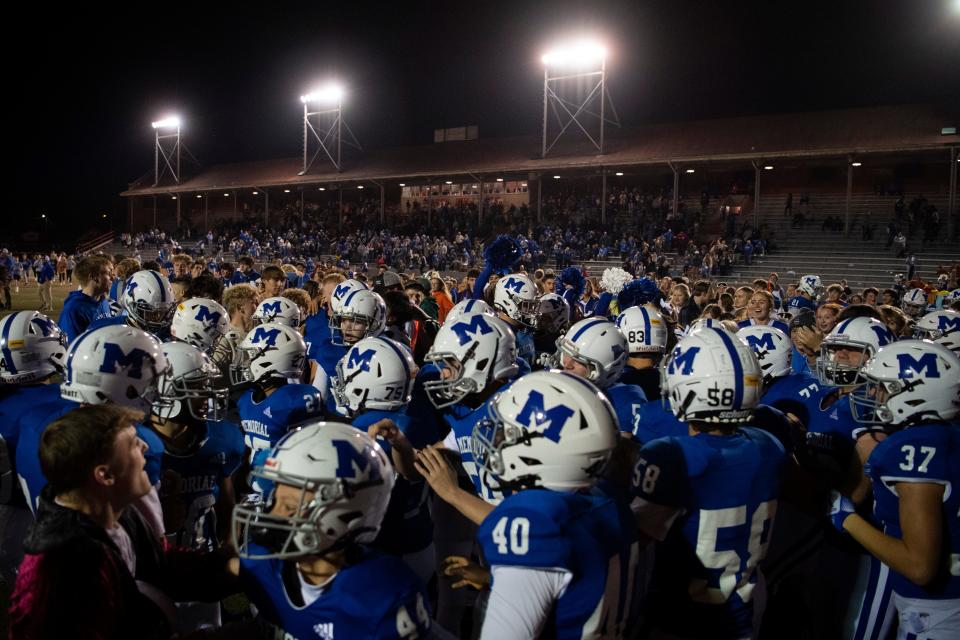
[601,267,633,294]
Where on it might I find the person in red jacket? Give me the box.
[8,404,241,640]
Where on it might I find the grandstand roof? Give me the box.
[121,104,957,197]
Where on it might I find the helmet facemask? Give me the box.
[423,351,482,408]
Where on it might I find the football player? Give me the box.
[914,308,960,354]
[491,273,540,367]
[87,269,177,340]
[617,303,669,400]
[835,340,960,638]
[232,421,438,639]
[253,296,302,328]
[170,297,230,355]
[631,327,786,638]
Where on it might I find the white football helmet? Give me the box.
[253,296,302,328]
[798,274,823,299]
[551,318,627,389]
[330,290,387,347]
[333,337,415,417]
[170,298,229,353]
[233,421,394,560]
[536,293,570,336]
[155,341,229,422]
[944,289,960,306]
[850,340,960,428]
[616,305,668,355]
[473,370,618,492]
[232,322,307,385]
[0,311,66,384]
[913,309,960,354]
[445,298,495,325]
[61,325,169,412]
[901,288,928,318]
[684,317,724,336]
[330,279,369,311]
[737,325,792,384]
[661,327,763,424]
[424,312,518,408]
[121,270,176,332]
[493,273,540,328]
[816,317,896,387]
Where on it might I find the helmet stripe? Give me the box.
[712,328,744,410]
[1,312,19,374]
[148,270,167,303]
[377,337,410,379]
[65,328,95,385]
[641,307,652,346]
[571,319,607,342]
[837,318,853,334]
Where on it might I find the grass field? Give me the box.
[5,280,73,316]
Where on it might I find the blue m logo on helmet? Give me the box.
[668,346,700,375]
[870,325,894,347]
[346,347,376,372]
[896,353,940,379]
[450,314,494,346]
[194,305,221,325]
[516,390,575,443]
[331,439,381,480]
[100,343,151,380]
[938,315,960,332]
[745,333,776,352]
[334,284,352,300]
[124,280,138,297]
[251,327,281,346]
[502,278,525,294]
[261,300,282,316]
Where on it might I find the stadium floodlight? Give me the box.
[399,183,405,187]
[541,40,607,66]
[764,165,774,170]
[223,193,230,197]
[553,175,561,179]
[283,189,291,193]
[615,171,623,176]
[196,194,202,198]
[300,84,344,105]
[151,116,181,129]
[540,37,619,157]
[299,82,360,175]
[445,180,453,185]
[171,196,177,200]
[318,187,326,191]
[496,177,504,182]
[252,191,258,195]
[357,185,364,189]
[851,161,862,167]
[686,169,695,174]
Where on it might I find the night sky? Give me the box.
[9,0,960,245]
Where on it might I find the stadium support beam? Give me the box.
[537,176,543,223]
[204,193,208,231]
[949,146,957,240]
[601,169,607,224]
[369,179,384,225]
[298,89,361,175]
[845,157,853,236]
[264,189,269,226]
[153,196,157,228]
[176,193,181,228]
[752,160,761,229]
[668,162,679,221]
[153,121,181,186]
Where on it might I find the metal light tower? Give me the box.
[298,84,362,175]
[152,116,182,185]
[541,40,620,158]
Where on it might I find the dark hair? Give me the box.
[261,265,284,282]
[303,280,320,299]
[185,272,224,302]
[40,405,143,495]
[238,256,255,268]
[75,256,111,285]
[836,303,882,322]
[141,260,161,272]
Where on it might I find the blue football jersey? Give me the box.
[866,422,960,600]
[515,327,536,369]
[304,307,334,361]
[801,385,873,441]
[442,381,516,505]
[606,382,648,435]
[240,545,432,640]
[761,371,822,412]
[351,410,433,556]
[310,340,348,415]
[404,366,448,449]
[15,396,164,513]
[629,401,686,444]
[0,384,62,506]
[631,427,786,638]
[787,296,816,313]
[619,366,661,405]
[478,488,639,639]
[238,383,325,453]
[159,420,245,551]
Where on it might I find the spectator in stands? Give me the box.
[8,404,237,639]
[862,287,879,307]
[877,304,911,338]
[58,256,114,343]
[893,231,907,258]
[669,283,698,327]
[784,192,793,218]
[169,276,192,304]
[65,256,76,284]
[906,254,917,281]
[733,286,753,319]
[427,272,454,323]
[281,288,311,320]
[185,272,225,302]
[56,254,67,284]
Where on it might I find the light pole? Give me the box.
[541,39,620,157]
[299,84,361,175]
[151,116,182,186]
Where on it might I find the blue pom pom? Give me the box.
[557,267,586,298]
[484,235,523,270]
[618,277,659,310]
